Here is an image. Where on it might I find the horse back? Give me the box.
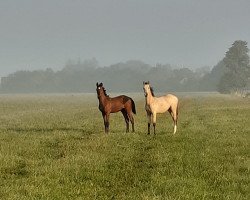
[108,95,130,104]
[163,94,178,104]
[151,94,178,113]
[109,95,135,113]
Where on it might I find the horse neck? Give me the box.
[98,93,108,105]
[146,91,154,104]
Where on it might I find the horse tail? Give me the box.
[130,98,136,114]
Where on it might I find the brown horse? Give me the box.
[96,82,136,133]
[143,81,179,134]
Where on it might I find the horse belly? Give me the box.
[156,104,169,113]
[110,102,124,113]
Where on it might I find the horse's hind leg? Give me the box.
[121,109,129,132]
[127,111,135,132]
[168,107,177,134]
[173,115,177,134]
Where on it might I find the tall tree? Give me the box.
[218,40,250,94]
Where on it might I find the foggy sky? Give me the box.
[1,0,250,77]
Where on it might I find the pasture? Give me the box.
[0,93,249,199]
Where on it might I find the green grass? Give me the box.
[0,93,249,199]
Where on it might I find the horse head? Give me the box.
[96,82,109,98]
[96,82,103,97]
[143,81,150,97]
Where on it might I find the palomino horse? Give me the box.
[143,81,179,134]
[96,82,136,133]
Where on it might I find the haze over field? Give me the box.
[1,0,250,77]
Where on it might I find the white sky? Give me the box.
[0,0,250,76]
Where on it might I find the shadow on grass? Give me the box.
[2,160,29,178]
[5,127,94,135]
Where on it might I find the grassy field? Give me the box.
[0,93,249,199]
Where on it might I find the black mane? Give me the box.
[102,87,109,97]
[150,86,155,97]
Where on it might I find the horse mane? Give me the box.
[150,86,155,97]
[102,87,109,97]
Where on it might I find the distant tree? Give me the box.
[199,60,227,91]
[0,58,215,93]
[217,72,235,94]
[195,66,211,78]
[218,40,250,94]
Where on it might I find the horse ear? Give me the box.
[96,82,98,87]
[100,82,103,87]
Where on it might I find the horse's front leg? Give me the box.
[105,113,110,133]
[147,112,151,134]
[102,112,110,133]
[152,112,157,135]
[102,112,106,133]
[128,112,135,133]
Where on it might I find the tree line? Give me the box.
[1,41,249,94]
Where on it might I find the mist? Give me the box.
[1,0,250,78]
